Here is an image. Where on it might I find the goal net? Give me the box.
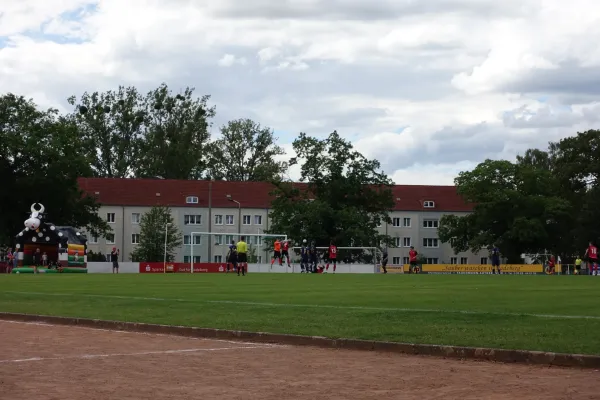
[188,231,288,273]
[290,246,381,273]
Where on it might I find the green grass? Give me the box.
[1,274,599,355]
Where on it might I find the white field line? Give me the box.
[0,320,285,347]
[0,345,269,364]
[2,290,600,321]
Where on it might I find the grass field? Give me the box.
[1,273,599,355]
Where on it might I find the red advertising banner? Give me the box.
[138,262,227,273]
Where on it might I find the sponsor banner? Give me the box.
[416,264,544,275]
[139,262,228,273]
[379,266,404,274]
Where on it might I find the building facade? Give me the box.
[78,178,484,265]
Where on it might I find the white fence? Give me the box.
[85,262,377,274]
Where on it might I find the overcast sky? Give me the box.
[1,0,599,185]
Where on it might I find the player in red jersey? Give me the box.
[325,241,337,273]
[282,239,291,267]
[547,255,556,275]
[408,246,419,273]
[585,241,598,275]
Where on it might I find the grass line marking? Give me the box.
[0,346,269,364]
[2,290,600,321]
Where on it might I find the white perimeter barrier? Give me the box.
[86,262,376,274]
[87,262,139,274]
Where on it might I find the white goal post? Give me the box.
[290,246,381,273]
[190,231,288,273]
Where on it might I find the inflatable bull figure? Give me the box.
[15,203,63,251]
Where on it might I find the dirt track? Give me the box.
[1,320,598,400]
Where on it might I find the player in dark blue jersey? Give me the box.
[491,245,501,274]
[226,240,237,273]
[309,241,318,273]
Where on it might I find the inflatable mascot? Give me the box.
[13,203,88,274]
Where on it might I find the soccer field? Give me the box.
[1,274,599,355]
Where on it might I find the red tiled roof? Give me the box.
[77,178,473,212]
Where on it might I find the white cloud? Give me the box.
[217,54,247,67]
[1,0,599,185]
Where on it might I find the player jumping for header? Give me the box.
[325,240,337,273]
[282,239,291,267]
[271,238,283,269]
[300,239,309,273]
[381,246,388,274]
[585,241,598,276]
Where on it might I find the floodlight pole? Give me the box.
[163,222,171,273]
[226,194,242,241]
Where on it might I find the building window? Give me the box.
[402,257,409,264]
[131,234,140,244]
[214,255,222,263]
[225,235,234,244]
[424,201,435,208]
[257,256,263,263]
[403,237,411,247]
[481,257,488,264]
[225,215,234,225]
[422,238,439,248]
[214,215,223,225]
[106,213,115,223]
[243,215,251,225]
[106,234,115,244]
[184,256,202,263]
[392,257,401,265]
[184,215,202,225]
[214,235,223,245]
[426,258,438,264]
[183,235,202,245]
[392,217,401,227]
[186,196,198,204]
[460,257,468,264]
[131,213,140,224]
[423,219,439,228]
[88,235,98,244]
[450,257,457,264]
[394,237,401,247]
[254,215,262,225]
[403,218,411,227]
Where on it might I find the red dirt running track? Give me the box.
[1,320,598,399]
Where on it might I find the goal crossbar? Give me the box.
[189,231,288,273]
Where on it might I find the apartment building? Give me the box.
[77,178,481,264]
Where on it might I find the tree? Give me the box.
[0,93,111,245]
[68,83,215,179]
[550,130,600,253]
[267,131,394,257]
[206,118,287,181]
[438,158,571,263]
[67,86,146,178]
[130,206,182,262]
[136,84,215,179]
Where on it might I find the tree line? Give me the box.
[438,130,600,263]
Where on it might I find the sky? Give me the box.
[1,0,599,185]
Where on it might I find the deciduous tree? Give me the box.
[438,159,571,262]
[137,84,215,179]
[206,118,287,181]
[130,206,182,262]
[267,131,394,258]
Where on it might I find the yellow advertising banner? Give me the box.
[410,264,544,274]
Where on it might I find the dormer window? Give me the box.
[423,200,435,208]
[186,196,199,204]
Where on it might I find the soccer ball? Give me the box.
[16,271,20,274]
